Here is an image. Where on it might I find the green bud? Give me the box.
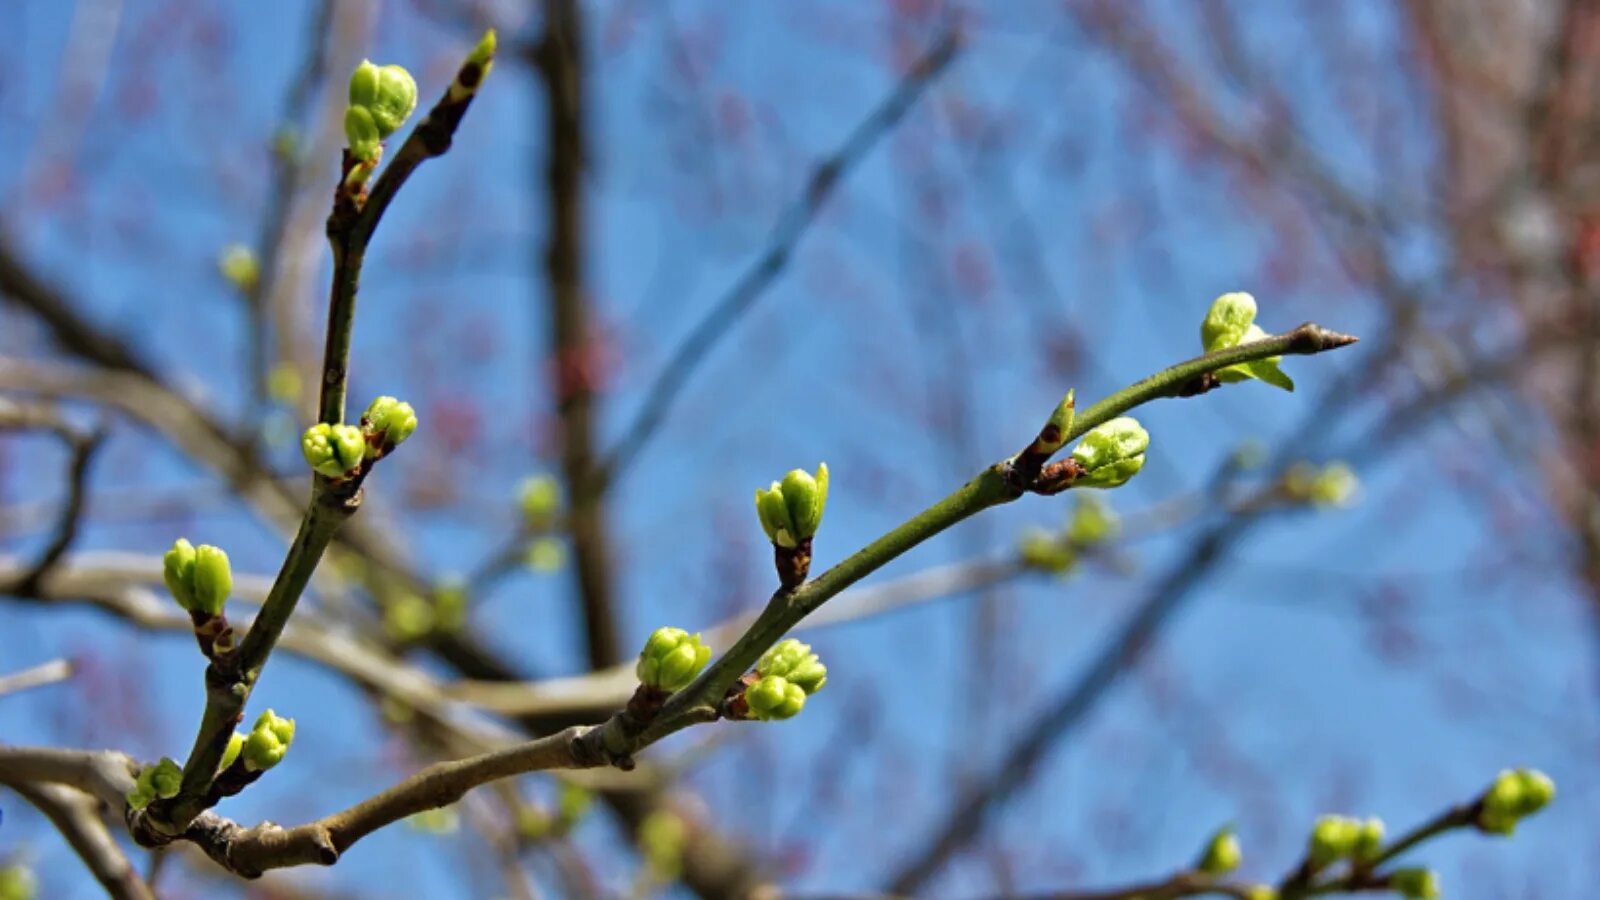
[0,864,37,900]
[1308,815,1359,867]
[385,593,436,641]
[1036,389,1076,454]
[449,29,498,102]
[162,538,197,611]
[1069,417,1149,489]
[434,579,468,632]
[362,395,417,454]
[1197,825,1241,874]
[636,627,711,692]
[219,731,245,772]
[756,483,797,548]
[525,538,566,573]
[302,423,366,477]
[1244,887,1277,900]
[242,708,295,772]
[1202,292,1258,352]
[190,544,231,617]
[1389,868,1441,900]
[127,757,182,811]
[639,809,688,881]
[1201,293,1294,391]
[218,243,259,292]
[517,474,562,525]
[1351,817,1384,863]
[1066,495,1117,545]
[516,806,553,841]
[756,638,827,694]
[346,60,417,161]
[745,674,807,720]
[1480,768,1555,834]
[558,782,592,825]
[267,362,302,405]
[781,462,829,541]
[1019,528,1076,574]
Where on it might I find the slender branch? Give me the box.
[0,658,74,698]
[4,781,155,900]
[0,396,104,594]
[592,27,962,491]
[134,39,497,838]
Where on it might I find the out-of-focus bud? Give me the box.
[384,593,436,642]
[0,864,37,900]
[639,809,688,882]
[1197,825,1241,874]
[218,244,259,292]
[635,627,711,692]
[1018,528,1076,575]
[1066,495,1118,545]
[756,639,827,695]
[345,60,418,162]
[1244,887,1277,900]
[362,396,417,456]
[745,674,807,721]
[517,474,561,526]
[1478,768,1555,835]
[302,423,366,478]
[1307,815,1359,868]
[1352,817,1385,864]
[525,538,566,573]
[242,708,296,772]
[1389,868,1441,899]
[407,807,460,834]
[1070,417,1149,489]
[558,782,592,826]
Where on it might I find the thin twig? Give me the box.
[0,658,74,698]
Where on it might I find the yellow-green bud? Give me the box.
[0,864,37,900]
[1479,768,1555,834]
[517,474,562,525]
[362,395,417,454]
[558,782,592,825]
[781,463,829,541]
[525,538,566,573]
[162,538,197,611]
[1018,528,1075,574]
[1070,417,1149,489]
[636,627,711,692]
[516,806,553,840]
[756,482,797,548]
[1244,887,1277,900]
[745,674,807,720]
[1200,292,1293,391]
[242,708,295,772]
[190,544,231,617]
[346,60,417,161]
[1197,825,1241,874]
[384,593,436,641]
[302,423,366,477]
[126,757,182,811]
[1202,292,1258,352]
[1308,815,1359,867]
[218,243,259,292]
[1352,817,1384,864]
[756,638,827,694]
[1390,868,1441,899]
[639,809,688,881]
[219,731,245,772]
[1066,495,1117,545]
[407,807,460,834]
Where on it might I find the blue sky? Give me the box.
[1,1,1595,897]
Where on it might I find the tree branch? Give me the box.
[3,780,155,900]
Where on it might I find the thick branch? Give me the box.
[4,781,155,900]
